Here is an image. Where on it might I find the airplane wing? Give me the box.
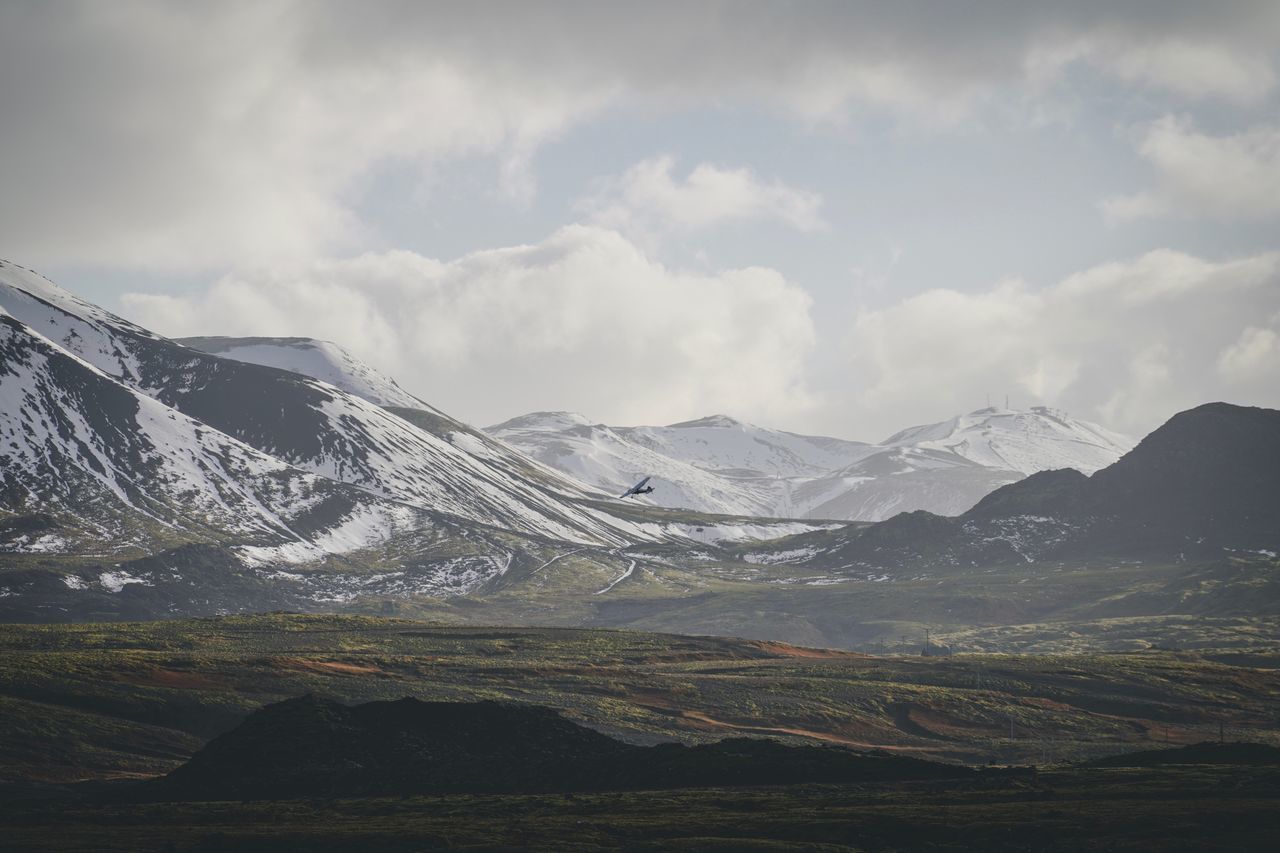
[620,476,651,497]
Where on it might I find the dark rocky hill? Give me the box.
[790,402,1280,570]
[152,695,970,799]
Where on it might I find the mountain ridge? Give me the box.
[489,405,1134,521]
[0,260,672,549]
[753,401,1280,571]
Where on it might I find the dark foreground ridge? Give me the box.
[152,695,975,800]
[1088,741,1280,768]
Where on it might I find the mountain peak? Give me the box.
[176,335,425,410]
[882,406,1134,476]
[488,411,594,432]
[666,414,743,429]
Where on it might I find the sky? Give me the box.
[1,0,1278,441]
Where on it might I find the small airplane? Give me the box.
[620,476,654,498]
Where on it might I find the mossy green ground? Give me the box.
[2,614,1277,785]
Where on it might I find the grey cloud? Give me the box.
[1104,116,1280,221]
[2,0,1277,270]
[841,249,1280,438]
[121,226,819,428]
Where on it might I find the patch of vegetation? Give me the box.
[1,615,1277,786]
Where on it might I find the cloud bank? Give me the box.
[845,249,1280,438]
[3,1,1277,271]
[124,228,1280,439]
[124,226,817,428]
[582,156,825,238]
[1105,117,1280,220]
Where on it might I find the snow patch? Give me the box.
[98,570,152,592]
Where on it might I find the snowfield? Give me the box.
[489,407,1134,522]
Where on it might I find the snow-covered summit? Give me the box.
[621,416,871,478]
[177,336,425,410]
[489,411,594,433]
[883,406,1134,476]
[0,263,675,549]
[666,414,744,429]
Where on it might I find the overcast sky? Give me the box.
[2,1,1278,441]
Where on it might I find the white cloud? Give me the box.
[581,156,825,237]
[3,2,1277,272]
[1105,38,1276,103]
[121,226,817,427]
[842,249,1280,438]
[1104,116,1280,221]
[0,2,609,272]
[1218,324,1280,383]
[1030,35,1277,104]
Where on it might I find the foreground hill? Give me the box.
[155,695,966,800]
[488,407,1133,521]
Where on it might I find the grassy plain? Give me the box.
[2,614,1277,786]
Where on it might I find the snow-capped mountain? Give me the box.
[171,335,603,509]
[488,412,873,517]
[755,403,1280,572]
[881,406,1133,476]
[175,336,424,410]
[0,261,691,551]
[0,304,419,559]
[488,407,1135,522]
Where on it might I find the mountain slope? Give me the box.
[175,335,424,409]
[488,412,810,516]
[490,407,1133,522]
[0,261,647,546]
[882,406,1134,476]
[172,336,609,508]
[0,307,417,560]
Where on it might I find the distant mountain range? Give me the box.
[488,406,1134,521]
[748,402,1280,570]
[167,335,1136,524]
[0,260,816,572]
[2,258,1276,644]
[0,260,639,555]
